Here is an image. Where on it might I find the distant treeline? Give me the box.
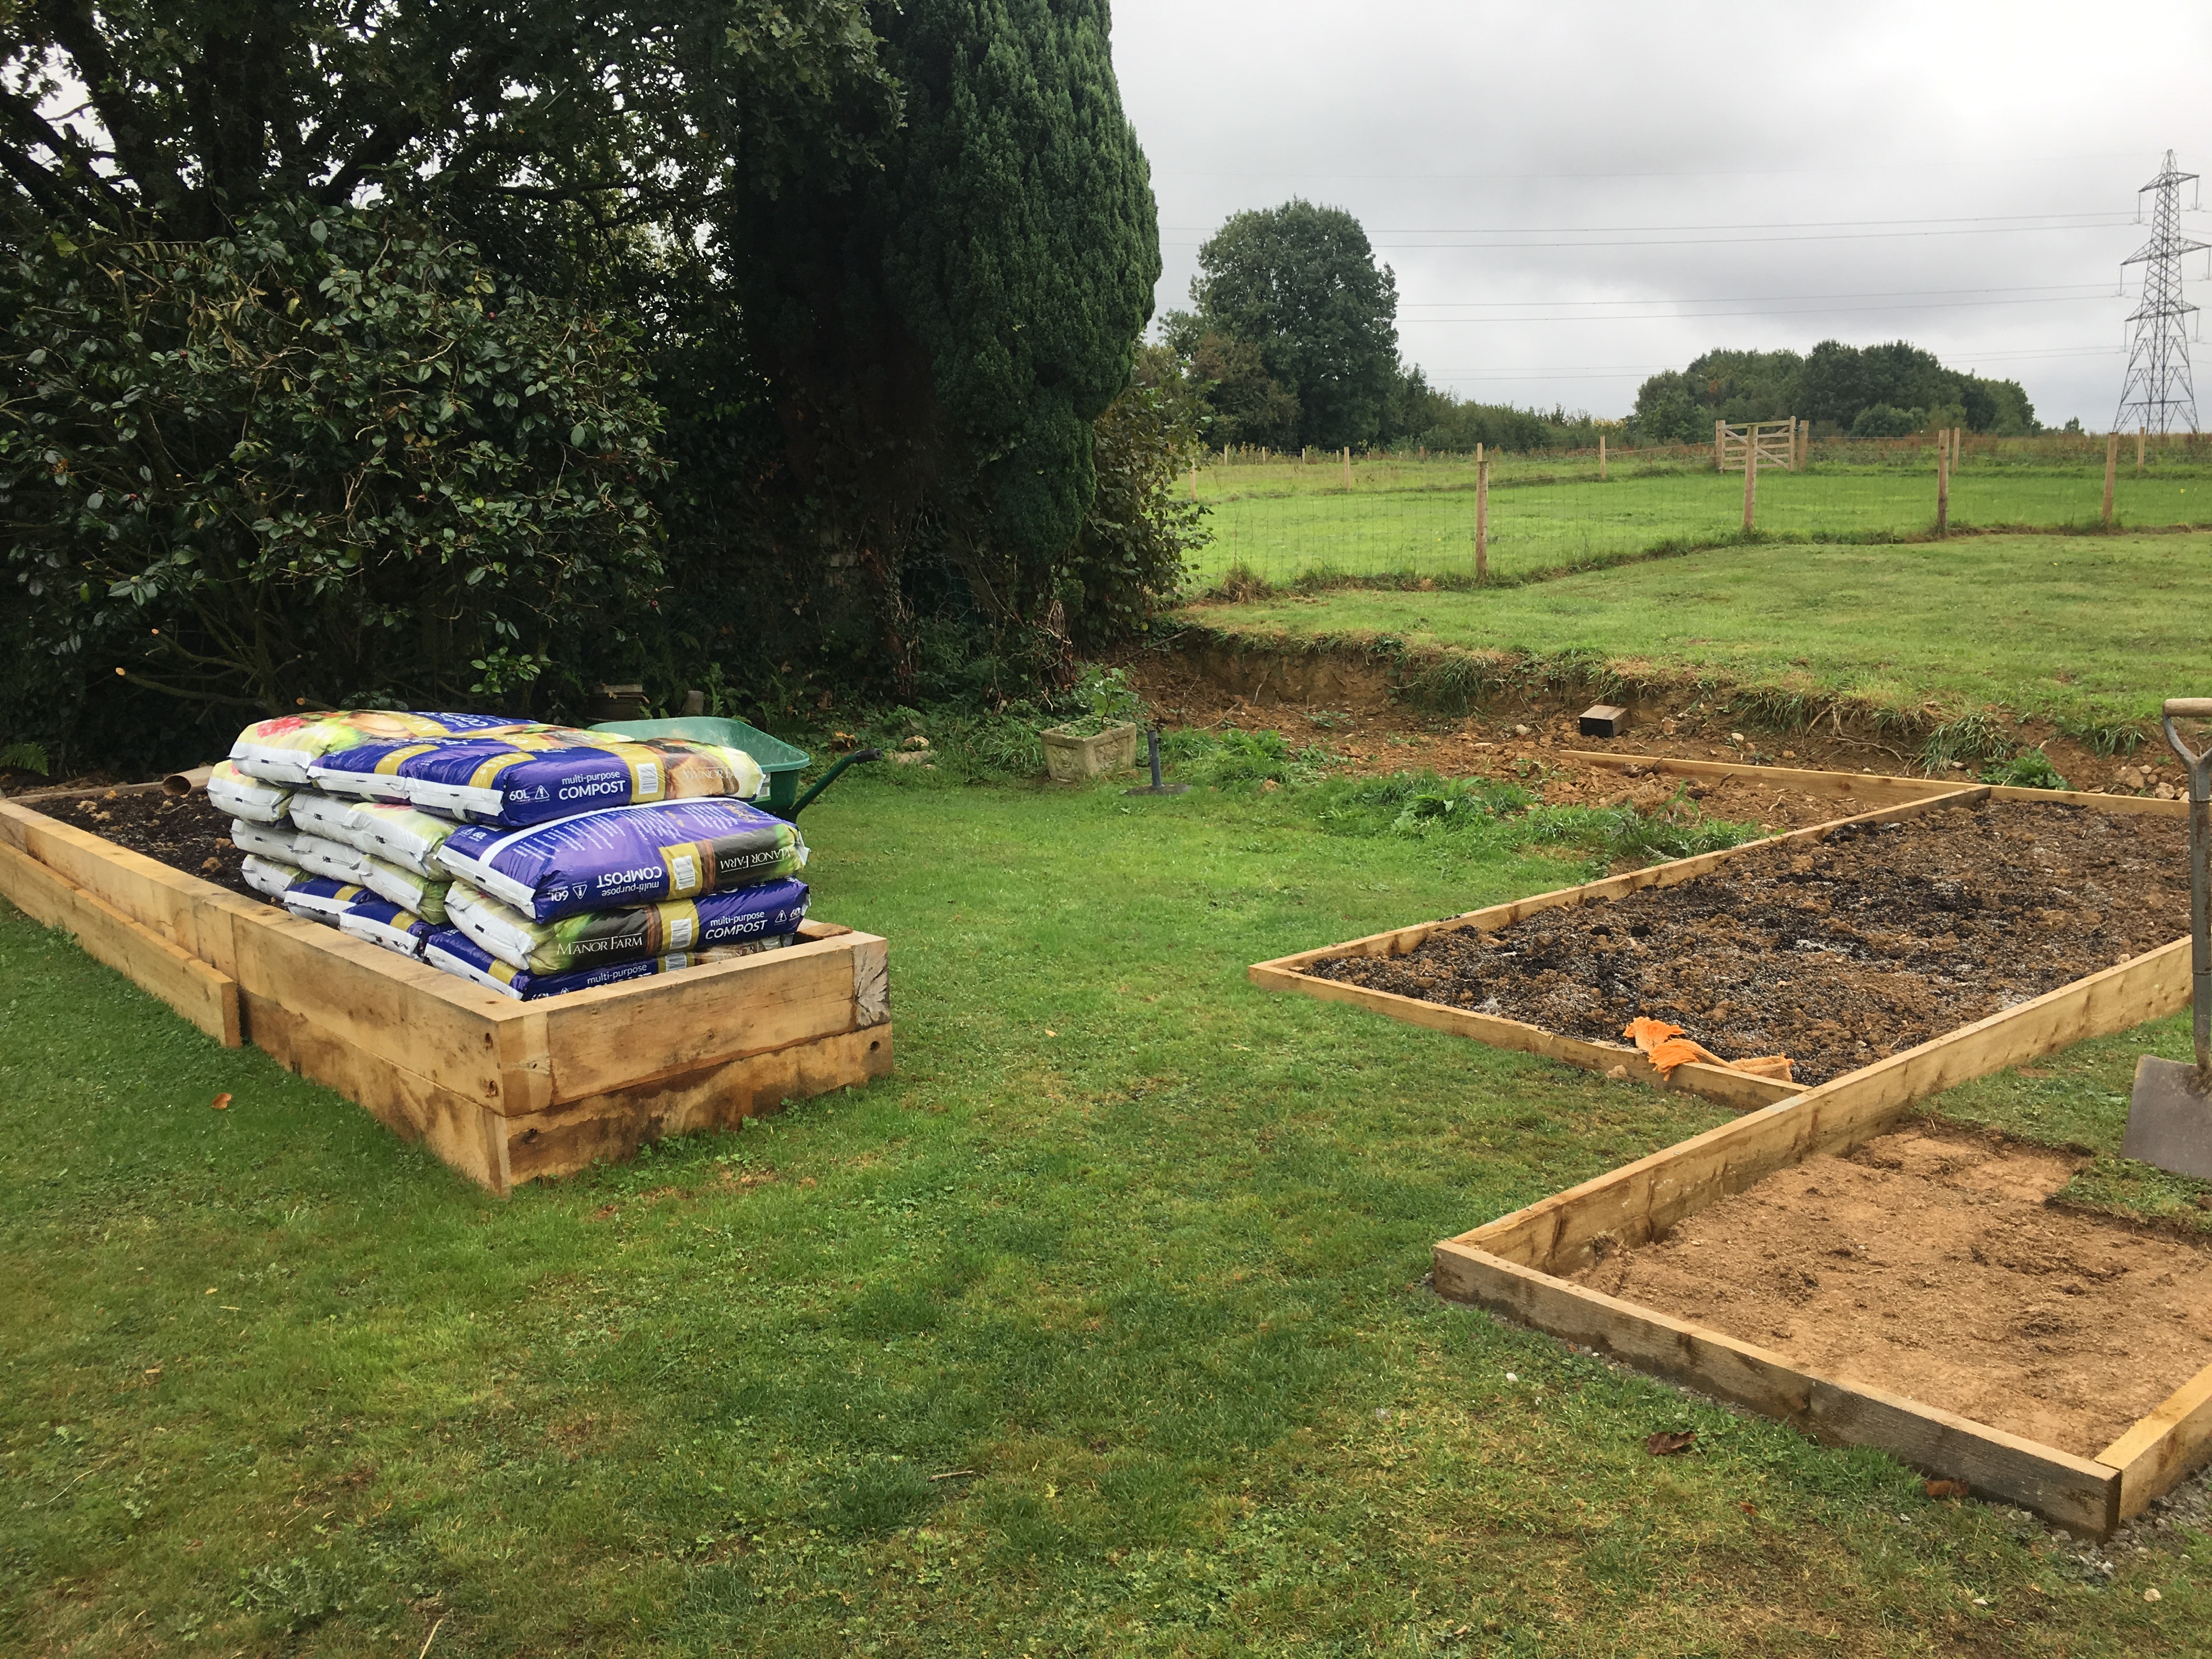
[1632,341,2039,441]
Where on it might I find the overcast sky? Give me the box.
[1111,1,2212,429]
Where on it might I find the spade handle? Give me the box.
[2163,701,2212,1075]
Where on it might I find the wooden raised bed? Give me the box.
[0,789,891,1197]
[1248,753,2205,1533]
[1251,759,2190,1110]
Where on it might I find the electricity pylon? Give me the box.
[2115,149,2206,435]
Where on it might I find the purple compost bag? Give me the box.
[277,874,366,924]
[309,729,764,827]
[338,897,437,960]
[435,799,807,921]
[446,875,809,974]
[232,710,533,787]
[422,929,680,1001]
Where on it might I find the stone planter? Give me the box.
[1042,723,1139,783]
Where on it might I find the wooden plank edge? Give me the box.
[1434,1240,2120,1535]
[0,840,240,1046]
[1249,786,1987,977]
[1249,960,1801,1111]
[2096,1358,2212,1522]
[1453,934,2193,1272]
[1562,751,2188,817]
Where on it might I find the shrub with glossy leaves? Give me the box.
[1,204,667,743]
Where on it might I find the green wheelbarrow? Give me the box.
[589,716,882,821]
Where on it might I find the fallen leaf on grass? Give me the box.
[1738,1500,1757,1515]
[1645,1430,1696,1455]
[210,1093,232,1110]
[1925,1479,1970,1499]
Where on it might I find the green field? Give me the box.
[8,766,2204,1654]
[1184,531,2212,735]
[1196,462,2212,584]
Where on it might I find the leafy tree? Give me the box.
[0,205,667,760]
[1061,344,1208,647]
[876,0,1159,623]
[1630,340,2037,440]
[0,0,898,259]
[1189,200,1398,452]
[1848,403,1920,438]
[1186,332,1299,450]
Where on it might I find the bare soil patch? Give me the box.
[38,787,255,899]
[1306,802,2188,1085]
[1132,641,2170,821]
[1571,1126,2212,1457]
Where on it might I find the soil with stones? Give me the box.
[36,787,257,900]
[1307,802,2190,1084]
[1572,1125,2212,1458]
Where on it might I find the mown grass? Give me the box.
[1196,467,2212,584]
[4,771,2206,1654]
[1181,531,2212,735]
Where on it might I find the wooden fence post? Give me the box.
[2139,425,2148,476]
[1599,434,1607,482]
[2104,433,2120,526]
[1936,426,1950,537]
[1342,446,1352,488]
[1475,443,1488,583]
[1741,425,1757,531]
[1714,419,1725,471]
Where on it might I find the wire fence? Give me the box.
[1191,432,2212,586]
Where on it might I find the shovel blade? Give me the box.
[2124,1056,2212,1179]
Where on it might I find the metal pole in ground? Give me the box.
[2104,432,2120,526]
[1936,426,1950,537]
[1740,423,1757,531]
[1476,446,1490,580]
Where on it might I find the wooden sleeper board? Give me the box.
[0,795,891,1196]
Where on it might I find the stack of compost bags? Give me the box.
[218,711,811,997]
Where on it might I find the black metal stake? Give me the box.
[1124,729,1189,797]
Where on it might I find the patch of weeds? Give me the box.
[233,1554,362,1635]
[1160,727,1336,788]
[1524,799,1760,868]
[824,1459,935,1536]
[1308,770,1535,840]
[1981,747,2070,790]
[0,739,49,776]
[2056,715,2148,758]
[1917,711,2012,775]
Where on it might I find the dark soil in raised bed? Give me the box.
[39,787,258,901]
[1306,802,2191,1085]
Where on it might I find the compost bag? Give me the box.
[423,930,688,1000]
[230,819,301,862]
[208,760,295,825]
[358,857,452,924]
[338,898,437,960]
[446,876,809,974]
[436,799,806,920]
[292,831,374,886]
[312,731,765,827]
[231,711,535,786]
[347,803,461,877]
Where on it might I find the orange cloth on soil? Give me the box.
[1623,1018,1794,1083]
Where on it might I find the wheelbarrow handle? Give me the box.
[788,747,883,817]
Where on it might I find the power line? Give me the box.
[1400,294,2113,324]
[1162,222,2134,252]
[1401,281,2115,310]
[1164,211,2124,236]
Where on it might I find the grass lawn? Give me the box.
[4,770,2205,1655]
[1197,469,2212,585]
[1182,531,2212,733]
